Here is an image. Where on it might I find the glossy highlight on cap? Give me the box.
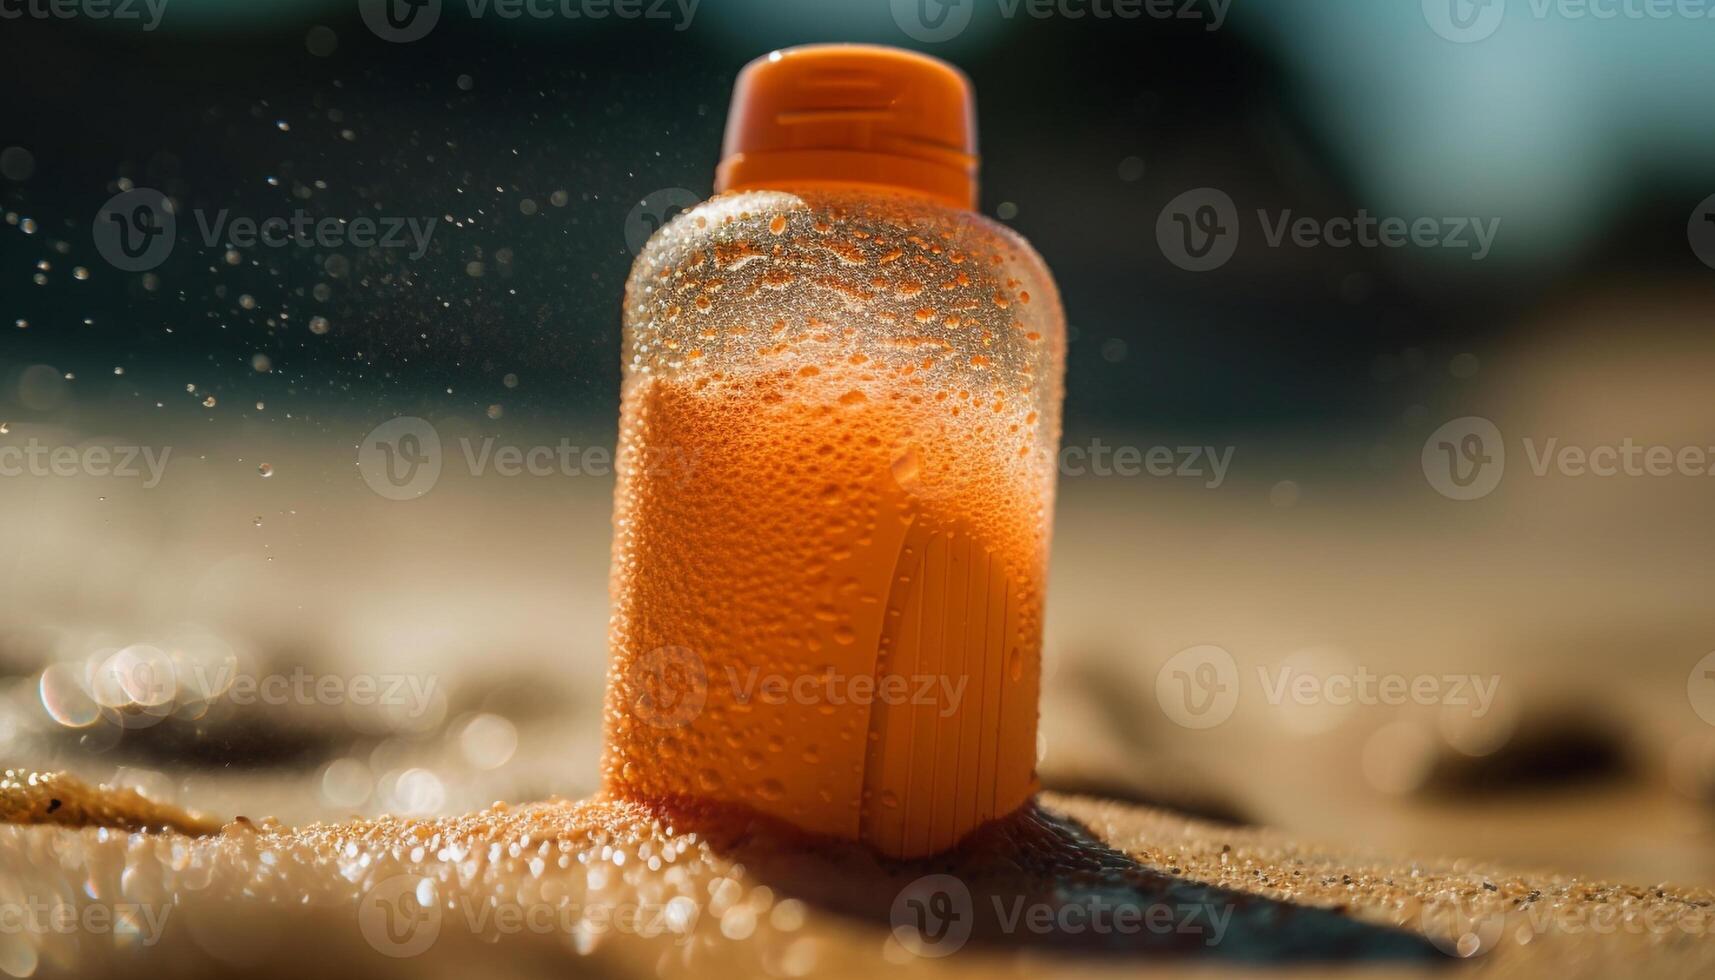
[714,44,979,210]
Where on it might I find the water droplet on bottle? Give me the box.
[890,446,921,487]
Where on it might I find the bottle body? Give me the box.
[601,187,1064,857]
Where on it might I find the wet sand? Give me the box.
[2,770,1709,978]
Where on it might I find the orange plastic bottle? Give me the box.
[600,44,1066,858]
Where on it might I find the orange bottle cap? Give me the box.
[714,44,979,211]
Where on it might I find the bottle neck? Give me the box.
[714,149,977,212]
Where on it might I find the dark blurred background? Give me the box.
[5,0,1709,433]
[3,0,1715,886]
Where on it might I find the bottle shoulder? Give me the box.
[623,188,1065,386]
[629,188,1057,297]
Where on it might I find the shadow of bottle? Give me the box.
[710,799,1447,965]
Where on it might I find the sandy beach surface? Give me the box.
[3,297,1714,976]
[2,769,1711,978]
